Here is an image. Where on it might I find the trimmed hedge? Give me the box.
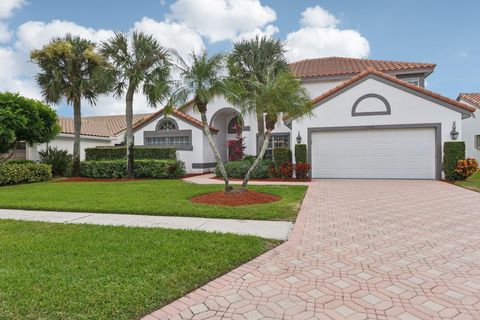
[5,159,36,165]
[273,148,292,165]
[85,147,177,161]
[443,141,465,180]
[0,163,52,185]
[80,160,185,179]
[216,160,272,179]
[294,144,307,163]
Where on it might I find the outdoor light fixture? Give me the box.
[296,131,302,144]
[450,121,459,140]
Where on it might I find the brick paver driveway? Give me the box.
[144,180,480,320]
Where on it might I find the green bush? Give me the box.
[38,147,72,177]
[216,160,272,179]
[80,160,185,179]
[5,159,36,165]
[294,144,307,163]
[273,148,292,166]
[0,163,52,185]
[443,141,466,180]
[85,147,177,161]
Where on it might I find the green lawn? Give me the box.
[0,180,306,221]
[0,220,275,320]
[455,171,480,192]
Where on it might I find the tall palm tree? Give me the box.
[31,34,108,176]
[228,36,288,152]
[170,51,232,191]
[100,31,171,178]
[227,70,311,187]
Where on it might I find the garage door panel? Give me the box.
[311,128,436,179]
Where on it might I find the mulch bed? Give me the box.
[212,177,311,182]
[191,189,281,206]
[55,177,144,183]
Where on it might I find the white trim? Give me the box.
[57,133,112,141]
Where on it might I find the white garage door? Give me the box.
[311,128,436,179]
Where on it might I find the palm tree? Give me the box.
[100,31,171,178]
[227,70,311,187]
[170,51,232,191]
[228,36,288,152]
[31,34,108,176]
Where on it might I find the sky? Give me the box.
[0,0,479,117]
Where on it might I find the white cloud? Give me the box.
[0,22,11,43]
[233,24,278,42]
[286,6,370,62]
[0,0,25,19]
[132,17,204,59]
[168,0,277,42]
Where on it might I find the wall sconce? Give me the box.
[296,131,302,144]
[450,121,459,140]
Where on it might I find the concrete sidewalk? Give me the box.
[0,209,292,240]
[183,173,311,186]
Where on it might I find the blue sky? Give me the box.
[1,0,479,116]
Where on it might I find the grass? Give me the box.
[0,180,306,221]
[0,220,275,320]
[454,171,480,192]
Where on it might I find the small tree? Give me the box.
[100,32,172,178]
[169,51,232,191]
[226,71,311,187]
[31,34,109,176]
[0,92,60,163]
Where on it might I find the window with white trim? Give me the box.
[145,136,190,146]
[475,135,480,149]
[402,77,420,86]
[265,134,290,157]
[156,118,178,131]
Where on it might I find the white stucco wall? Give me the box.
[460,99,480,160]
[291,77,465,176]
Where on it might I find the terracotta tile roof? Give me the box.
[286,68,475,121]
[59,108,217,138]
[289,57,436,79]
[458,93,480,109]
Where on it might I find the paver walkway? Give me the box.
[0,209,292,240]
[184,173,311,186]
[143,180,480,320]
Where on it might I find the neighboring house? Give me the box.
[27,57,475,179]
[458,93,480,160]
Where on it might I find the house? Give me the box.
[29,57,475,180]
[457,93,480,160]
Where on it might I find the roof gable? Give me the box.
[458,93,480,109]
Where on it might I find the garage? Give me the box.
[310,126,438,179]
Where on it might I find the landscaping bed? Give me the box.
[191,189,280,206]
[56,177,143,183]
[0,180,307,221]
[0,220,274,320]
[454,172,480,192]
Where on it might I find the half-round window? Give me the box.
[156,118,178,131]
[227,116,242,134]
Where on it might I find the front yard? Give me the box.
[455,171,480,192]
[0,220,275,320]
[0,180,306,220]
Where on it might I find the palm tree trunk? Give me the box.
[256,110,265,154]
[242,130,271,188]
[72,97,82,177]
[125,86,135,178]
[199,111,231,192]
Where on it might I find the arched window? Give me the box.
[227,116,242,134]
[156,118,178,131]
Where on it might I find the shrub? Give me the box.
[243,155,256,164]
[295,144,307,163]
[278,162,293,178]
[80,160,185,179]
[0,163,52,185]
[226,136,245,161]
[455,158,479,180]
[295,163,311,179]
[273,148,292,166]
[443,141,465,180]
[5,159,36,165]
[38,147,72,177]
[85,147,176,161]
[216,160,272,179]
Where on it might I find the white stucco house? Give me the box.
[458,93,480,160]
[28,57,476,180]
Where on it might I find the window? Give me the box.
[156,118,178,131]
[227,116,242,134]
[265,134,290,157]
[476,135,480,149]
[145,136,190,146]
[402,77,420,86]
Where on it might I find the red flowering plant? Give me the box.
[454,158,479,180]
[226,136,245,161]
[294,163,311,179]
[278,162,293,178]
